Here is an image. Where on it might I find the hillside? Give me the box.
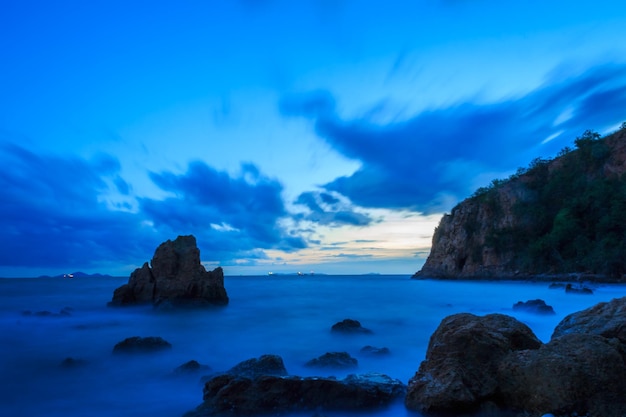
[415,125,626,282]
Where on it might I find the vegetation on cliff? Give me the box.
[417,123,626,281]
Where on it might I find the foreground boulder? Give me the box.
[187,372,405,416]
[552,296,626,342]
[109,235,228,308]
[406,297,626,416]
[405,313,541,414]
[498,333,626,416]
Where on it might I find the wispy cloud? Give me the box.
[294,190,373,226]
[281,62,626,213]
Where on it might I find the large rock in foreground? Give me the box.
[405,313,541,414]
[406,297,626,416]
[109,235,228,308]
[187,372,406,416]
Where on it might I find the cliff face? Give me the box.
[416,128,626,280]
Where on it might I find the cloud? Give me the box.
[142,161,307,256]
[0,144,307,275]
[281,62,626,213]
[0,142,156,271]
[294,190,373,226]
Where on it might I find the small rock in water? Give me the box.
[226,354,288,378]
[513,299,556,315]
[331,318,373,334]
[565,283,593,294]
[173,360,211,375]
[305,352,358,369]
[60,357,87,368]
[360,345,391,356]
[112,336,172,354]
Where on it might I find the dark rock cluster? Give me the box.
[109,235,229,308]
[405,297,626,417]
[187,357,405,417]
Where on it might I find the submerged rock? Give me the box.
[173,360,211,375]
[109,235,229,308]
[186,372,405,416]
[565,283,594,294]
[112,336,172,354]
[60,357,88,368]
[305,352,358,369]
[360,345,391,356]
[331,319,372,334]
[512,299,555,315]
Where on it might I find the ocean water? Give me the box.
[1,274,625,417]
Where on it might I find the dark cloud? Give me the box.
[282,62,626,213]
[142,161,307,255]
[0,144,306,274]
[0,142,156,271]
[294,190,373,226]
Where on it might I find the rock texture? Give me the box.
[415,128,626,281]
[187,372,405,416]
[109,235,228,307]
[405,313,541,414]
[406,297,626,416]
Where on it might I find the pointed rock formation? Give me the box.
[109,235,228,308]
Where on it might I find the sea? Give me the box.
[1,274,625,417]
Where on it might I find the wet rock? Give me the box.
[331,319,372,334]
[405,313,541,414]
[186,372,405,416]
[498,333,626,416]
[109,235,228,308]
[305,352,358,369]
[226,354,288,378]
[512,299,555,315]
[112,336,172,354]
[552,296,626,343]
[406,299,626,416]
[359,345,391,356]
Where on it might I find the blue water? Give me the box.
[1,275,624,417]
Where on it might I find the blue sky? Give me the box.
[1,0,625,277]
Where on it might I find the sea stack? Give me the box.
[109,235,229,308]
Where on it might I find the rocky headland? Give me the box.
[415,127,626,282]
[109,235,229,308]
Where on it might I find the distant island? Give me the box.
[38,272,116,279]
[416,124,626,282]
